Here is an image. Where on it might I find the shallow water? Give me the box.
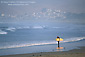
[0,23,85,56]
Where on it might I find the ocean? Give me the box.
[0,23,85,56]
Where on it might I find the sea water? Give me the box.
[0,23,85,56]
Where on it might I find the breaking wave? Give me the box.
[0,26,63,35]
[16,26,46,29]
[6,27,16,32]
[17,26,30,29]
[0,26,63,32]
[32,26,44,29]
[62,37,85,43]
[0,30,7,34]
[0,37,85,49]
[5,26,62,30]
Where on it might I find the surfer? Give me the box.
[57,36,60,47]
[56,36,64,49]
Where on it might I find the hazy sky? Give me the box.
[0,0,85,24]
[0,0,85,14]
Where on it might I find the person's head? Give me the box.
[57,36,59,38]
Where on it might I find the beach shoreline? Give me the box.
[0,46,85,57]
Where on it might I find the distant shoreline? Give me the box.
[0,46,85,57]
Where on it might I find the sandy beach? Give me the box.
[0,46,85,57]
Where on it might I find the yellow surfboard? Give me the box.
[56,38,63,41]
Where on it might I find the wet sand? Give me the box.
[0,47,85,57]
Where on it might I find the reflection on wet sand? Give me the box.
[56,47,64,51]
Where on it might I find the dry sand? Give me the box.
[0,47,85,57]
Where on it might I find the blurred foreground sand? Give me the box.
[0,47,85,57]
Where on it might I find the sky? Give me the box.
[0,0,84,13]
[0,0,85,24]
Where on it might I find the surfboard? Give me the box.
[56,38,63,41]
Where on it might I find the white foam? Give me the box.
[5,26,63,30]
[17,26,30,29]
[6,27,16,32]
[6,26,43,30]
[0,30,7,34]
[0,42,56,49]
[32,26,43,29]
[61,37,85,43]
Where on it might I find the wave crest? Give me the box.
[62,37,85,43]
[6,27,16,32]
[0,30,7,34]
[32,26,44,29]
